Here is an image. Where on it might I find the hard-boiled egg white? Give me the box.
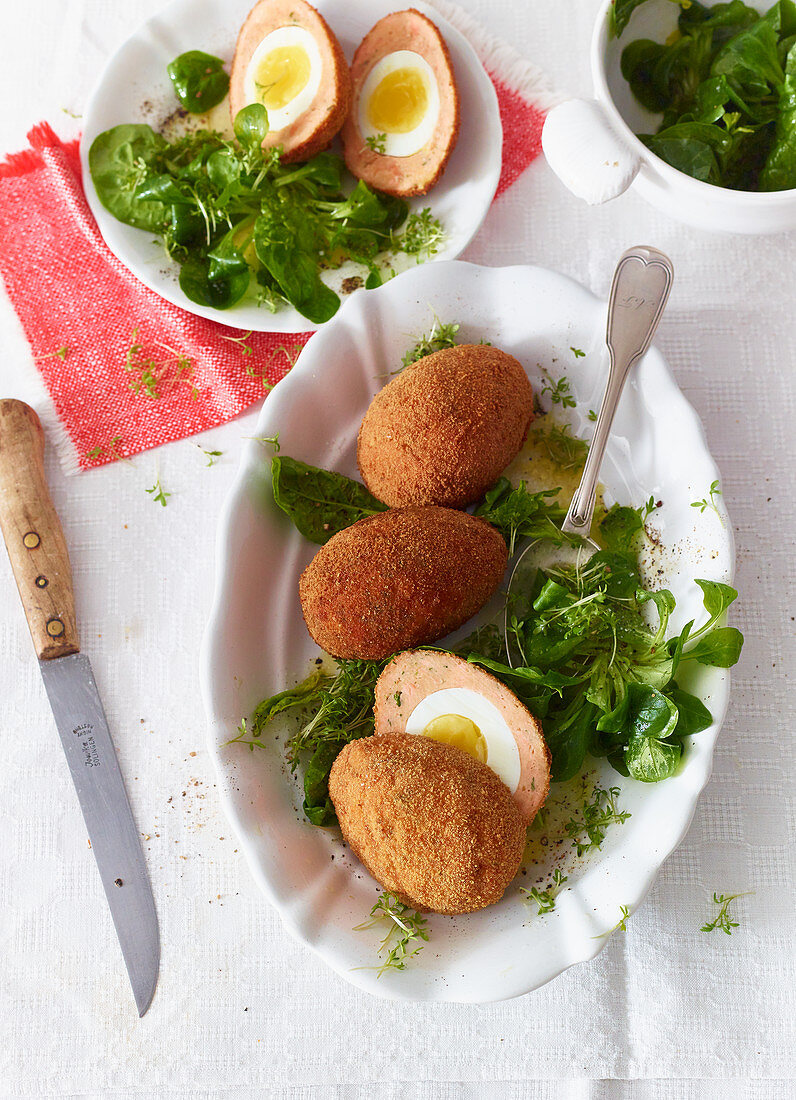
[242,26,323,132]
[404,687,522,795]
[357,51,440,158]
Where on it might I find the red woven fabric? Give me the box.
[491,75,546,197]
[0,75,544,471]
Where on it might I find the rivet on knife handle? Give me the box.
[0,400,79,659]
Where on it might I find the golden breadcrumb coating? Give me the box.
[357,344,534,508]
[329,733,526,914]
[299,505,507,659]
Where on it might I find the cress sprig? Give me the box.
[354,891,429,976]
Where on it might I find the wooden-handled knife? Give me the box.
[0,399,159,1016]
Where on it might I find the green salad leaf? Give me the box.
[394,207,446,257]
[271,455,388,544]
[701,889,753,933]
[399,316,460,369]
[521,869,568,914]
[474,478,566,555]
[167,50,230,113]
[599,502,645,550]
[253,204,341,324]
[179,252,251,309]
[354,892,429,975]
[681,1,762,46]
[88,124,168,230]
[564,785,631,854]
[668,686,713,735]
[760,40,796,188]
[88,104,428,320]
[611,0,691,38]
[694,577,739,623]
[231,658,386,826]
[302,741,340,826]
[685,625,745,665]
[234,102,269,148]
[710,16,784,91]
[250,669,328,726]
[466,545,742,784]
[618,0,796,190]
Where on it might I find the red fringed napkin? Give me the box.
[0,74,546,472]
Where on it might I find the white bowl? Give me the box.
[542,0,796,233]
[79,0,502,332]
[201,259,736,1002]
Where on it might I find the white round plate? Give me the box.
[200,260,734,1002]
[80,0,502,332]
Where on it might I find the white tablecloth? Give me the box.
[1,1,794,1096]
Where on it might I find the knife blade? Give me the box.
[0,399,159,1016]
[39,653,160,1015]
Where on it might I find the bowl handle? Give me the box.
[542,99,640,205]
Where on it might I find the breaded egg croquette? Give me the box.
[340,9,461,197]
[374,649,551,823]
[229,0,351,163]
[298,505,507,659]
[329,733,526,914]
[357,344,534,508]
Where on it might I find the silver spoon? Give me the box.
[505,245,675,668]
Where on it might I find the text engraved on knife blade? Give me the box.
[73,722,103,767]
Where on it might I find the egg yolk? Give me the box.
[367,67,429,134]
[422,714,488,764]
[254,45,311,110]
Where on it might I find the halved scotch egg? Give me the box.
[340,9,460,197]
[374,650,551,823]
[229,0,351,162]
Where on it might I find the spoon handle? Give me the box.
[561,245,674,536]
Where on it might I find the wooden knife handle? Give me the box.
[0,400,79,659]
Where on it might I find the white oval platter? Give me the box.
[200,259,734,1002]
